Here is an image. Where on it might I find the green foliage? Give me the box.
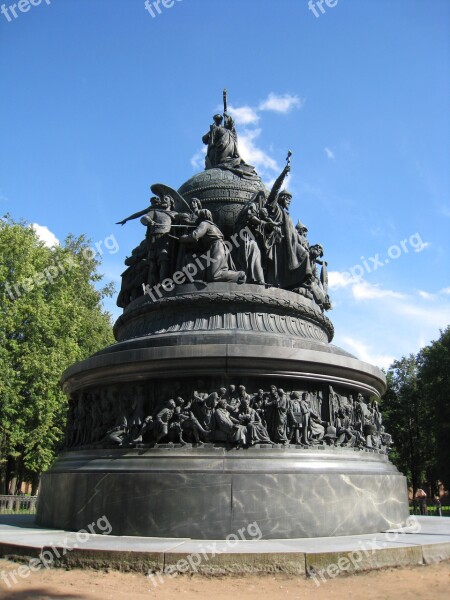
[382,326,450,491]
[0,215,114,488]
[417,326,450,487]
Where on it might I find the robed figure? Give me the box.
[180,209,246,283]
[264,386,289,445]
[234,191,281,284]
[264,164,311,289]
[202,91,258,179]
[202,113,240,169]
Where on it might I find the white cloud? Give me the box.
[228,105,259,125]
[331,279,450,367]
[190,147,206,170]
[341,336,395,370]
[324,147,335,160]
[391,301,450,328]
[418,290,434,300]
[191,92,303,175]
[351,281,406,300]
[238,128,280,173]
[328,271,359,290]
[31,223,59,248]
[191,128,279,177]
[259,93,303,113]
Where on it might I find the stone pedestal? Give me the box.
[37,447,407,539]
[37,283,409,538]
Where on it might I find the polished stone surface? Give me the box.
[61,340,386,397]
[36,448,409,539]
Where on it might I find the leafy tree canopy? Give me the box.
[382,326,450,492]
[0,215,114,490]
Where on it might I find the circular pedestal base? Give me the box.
[37,447,408,539]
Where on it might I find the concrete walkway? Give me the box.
[0,515,449,576]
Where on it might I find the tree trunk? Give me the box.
[31,474,40,496]
[8,475,17,496]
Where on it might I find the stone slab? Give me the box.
[1,516,449,576]
[421,542,450,564]
[163,551,306,575]
[304,544,424,580]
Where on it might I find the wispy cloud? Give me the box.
[416,288,450,302]
[418,290,433,300]
[328,270,358,289]
[228,105,259,125]
[330,272,409,300]
[259,93,303,113]
[340,336,395,370]
[191,92,303,178]
[31,223,59,248]
[352,281,406,300]
[324,147,335,160]
[391,300,450,328]
[331,278,450,366]
[190,147,206,170]
[238,128,280,173]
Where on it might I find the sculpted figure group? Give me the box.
[117,188,246,308]
[65,384,392,453]
[116,162,331,311]
[233,163,331,310]
[116,91,331,312]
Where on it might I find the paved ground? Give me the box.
[0,515,449,598]
[0,515,449,575]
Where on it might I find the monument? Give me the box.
[36,91,409,539]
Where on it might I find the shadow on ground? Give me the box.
[0,589,84,600]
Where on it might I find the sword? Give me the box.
[176,194,197,216]
[143,217,197,228]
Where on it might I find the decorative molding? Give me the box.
[115,290,335,343]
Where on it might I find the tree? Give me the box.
[417,327,450,488]
[0,215,115,494]
[382,327,450,494]
[381,356,435,495]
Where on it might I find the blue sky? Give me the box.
[1,0,449,368]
